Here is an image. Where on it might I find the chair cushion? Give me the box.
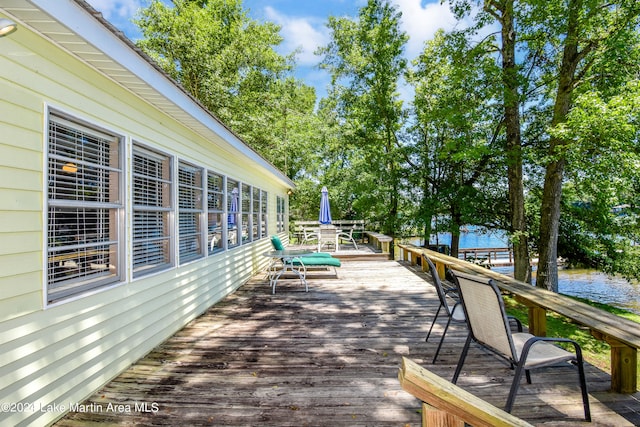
[270,235,285,250]
[292,256,341,267]
[512,333,577,368]
[313,252,334,258]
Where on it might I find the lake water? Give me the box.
[412,227,640,315]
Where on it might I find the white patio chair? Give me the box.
[300,227,318,246]
[450,270,591,421]
[337,226,358,250]
[317,225,337,252]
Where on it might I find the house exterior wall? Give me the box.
[0,13,289,427]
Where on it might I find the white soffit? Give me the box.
[1,0,294,188]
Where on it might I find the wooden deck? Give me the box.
[55,258,640,426]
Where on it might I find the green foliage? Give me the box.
[549,79,640,280]
[131,0,640,290]
[406,28,508,248]
[134,0,319,176]
[316,0,408,235]
[447,0,640,286]
[503,293,640,373]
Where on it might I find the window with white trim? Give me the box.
[261,190,268,237]
[178,161,205,263]
[132,144,173,277]
[227,179,239,247]
[252,187,260,240]
[46,112,123,303]
[241,183,251,243]
[207,171,225,254]
[277,196,285,232]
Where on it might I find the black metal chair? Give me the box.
[450,270,591,421]
[423,254,465,363]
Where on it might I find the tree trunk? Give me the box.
[537,156,565,291]
[384,127,399,258]
[537,0,581,292]
[450,232,460,259]
[500,0,531,283]
[450,209,462,258]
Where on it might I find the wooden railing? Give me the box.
[399,357,533,427]
[397,243,640,394]
[292,220,365,242]
[365,231,393,254]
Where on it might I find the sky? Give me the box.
[86,0,463,101]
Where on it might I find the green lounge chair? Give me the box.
[268,236,341,293]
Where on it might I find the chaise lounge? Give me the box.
[268,236,341,293]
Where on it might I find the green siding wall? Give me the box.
[0,18,286,427]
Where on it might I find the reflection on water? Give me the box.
[493,266,640,315]
[414,228,640,315]
[426,227,509,249]
[551,269,639,315]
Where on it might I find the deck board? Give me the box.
[55,258,640,426]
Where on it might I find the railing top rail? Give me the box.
[399,357,534,427]
[398,243,640,349]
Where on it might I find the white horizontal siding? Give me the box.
[0,10,286,427]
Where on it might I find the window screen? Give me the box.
[227,179,239,247]
[178,161,204,263]
[207,171,225,254]
[261,190,268,237]
[132,144,173,277]
[47,113,123,303]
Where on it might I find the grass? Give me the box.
[504,294,640,386]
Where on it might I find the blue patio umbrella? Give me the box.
[319,186,332,224]
[228,187,238,225]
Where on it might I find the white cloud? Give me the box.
[264,7,329,67]
[88,0,144,21]
[391,0,459,59]
[262,1,464,68]
[86,0,154,39]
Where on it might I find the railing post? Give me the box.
[434,260,446,280]
[423,402,465,427]
[591,332,638,393]
[610,338,638,393]
[516,297,547,337]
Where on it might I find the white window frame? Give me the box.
[227,179,240,248]
[178,160,205,264]
[131,143,174,278]
[45,111,124,304]
[207,170,225,254]
[252,187,261,241]
[241,183,252,244]
[277,195,286,233]
[260,190,268,238]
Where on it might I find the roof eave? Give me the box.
[1,0,295,189]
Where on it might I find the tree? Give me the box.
[408,29,506,256]
[448,0,532,281]
[554,82,640,280]
[533,0,640,291]
[134,0,317,173]
[317,0,408,239]
[486,0,531,283]
[447,0,640,290]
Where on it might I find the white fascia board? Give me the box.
[28,0,294,189]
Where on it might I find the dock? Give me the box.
[458,247,516,266]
